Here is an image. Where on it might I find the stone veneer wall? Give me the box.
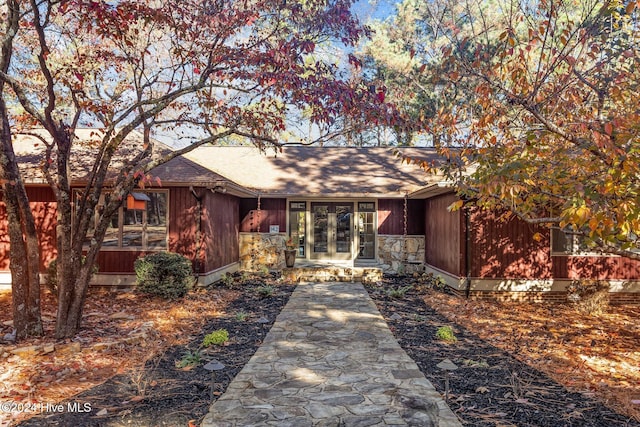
[377,235,425,273]
[239,232,287,271]
[239,233,426,274]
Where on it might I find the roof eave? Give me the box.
[408,181,455,199]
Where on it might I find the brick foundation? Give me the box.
[450,289,639,305]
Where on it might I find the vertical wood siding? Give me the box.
[469,208,640,280]
[407,199,426,235]
[469,208,550,279]
[378,199,425,235]
[424,193,463,276]
[0,187,57,271]
[167,186,199,272]
[99,187,198,273]
[239,198,286,232]
[202,191,239,272]
[551,252,640,280]
[377,199,403,234]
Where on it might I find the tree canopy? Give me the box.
[0,0,395,339]
[367,0,640,258]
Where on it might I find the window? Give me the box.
[358,202,376,259]
[551,227,599,256]
[78,190,168,250]
[289,201,306,257]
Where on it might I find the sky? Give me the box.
[352,0,400,23]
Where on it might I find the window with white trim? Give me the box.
[550,228,640,256]
[78,190,168,249]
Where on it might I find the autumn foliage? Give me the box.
[0,0,395,339]
[369,0,640,258]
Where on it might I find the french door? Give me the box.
[310,202,353,260]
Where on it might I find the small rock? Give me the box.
[109,312,135,320]
[3,330,16,342]
[389,313,402,321]
[42,344,56,355]
[2,320,13,327]
[96,408,108,416]
[55,342,81,356]
[10,344,42,357]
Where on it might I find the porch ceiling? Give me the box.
[184,146,448,198]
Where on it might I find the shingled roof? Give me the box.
[10,129,245,190]
[183,145,449,198]
[11,129,451,198]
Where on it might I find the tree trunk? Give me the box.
[55,259,93,338]
[0,103,42,339]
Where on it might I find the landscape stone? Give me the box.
[109,311,135,320]
[201,281,462,427]
[10,344,42,356]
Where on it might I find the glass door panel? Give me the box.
[357,202,376,260]
[310,202,353,260]
[335,204,352,254]
[312,204,329,254]
[358,211,375,259]
[289,202,306,257]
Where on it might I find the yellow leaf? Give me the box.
[575,206,591,224]
[448,200,464,212]
[532,232,543,242]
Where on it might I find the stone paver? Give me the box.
[202,282,462,427]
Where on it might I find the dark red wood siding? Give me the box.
[424,193,464,276]
[378,199,425,235]
[70,187,241,274]
[408,199,425,235]
[239,198,286,232]
[469,208,550,279]
[0,187,57,271]
[99,187,199,273]
[201,191,239,272]
[468,208,640,280]
[378,199,402,234]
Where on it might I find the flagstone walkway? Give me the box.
[201,281,462,427]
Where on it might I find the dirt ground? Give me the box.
[1,274,639,426]
[367,277,640,426]
[0,274,294,427]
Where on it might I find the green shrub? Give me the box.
[175,350,202,369]
[134,252,194,299]
[386,285,412,299]
[436,326,457,343]
[257,285,274,297]
[46,257,99,296]
[202,329,229,347]
[219,272,235,288]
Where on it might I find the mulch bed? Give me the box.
[17,276,296,427]
[367,276,640,427]
[14,274,640,426]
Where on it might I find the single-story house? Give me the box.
[1,131,639,301]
